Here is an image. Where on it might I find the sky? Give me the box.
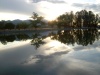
[0,0,100,21]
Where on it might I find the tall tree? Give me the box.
[30,12,45,29]
[56,10,99,28]
[0,20,6,30]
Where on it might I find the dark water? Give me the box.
[0,29,100,75]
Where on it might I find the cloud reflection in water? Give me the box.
[0,29,100,75]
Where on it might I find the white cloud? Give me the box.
[0,0,100,20]
[0,12,30,20]
[96,0,100,3]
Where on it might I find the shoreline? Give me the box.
[0,28,99,34]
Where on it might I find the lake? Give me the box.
[0,29,100,75]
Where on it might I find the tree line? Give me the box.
[0,12,46,30]
[0,21,30,30]
[0,10,100,30]
[48,10,100,28]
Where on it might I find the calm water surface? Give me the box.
[0,29,100,75]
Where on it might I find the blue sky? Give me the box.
[0,0,100,20]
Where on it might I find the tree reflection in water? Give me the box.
[31,33,46,49]
[0,29,99,48]
[50,29,99,46]
[0,32,46,49]
[0,33,30,45]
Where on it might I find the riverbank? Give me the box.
[0,27,99,34]
[0,28,56,34]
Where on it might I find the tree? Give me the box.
[56,10,99,28]
[16,22,29,30]
[75,11,82,27]
[0,20,6,30]
[75,10,99,27]
[69,11,74,27]
[56,11,75,28]
[30,12,45,29]
[31,12,38,20]
[4,22,15,30]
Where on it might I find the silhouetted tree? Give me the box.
[56,11,75,28]
[75,11,82,27]
[75,10,99,28]
[0,20,6,30]
[56,10,99,28]
[30,12,45,29]
[4,22,15,30]
[16,22,29,30]
[69,11,74,27]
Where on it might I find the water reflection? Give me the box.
[51,29,99,46]
[0,29,100,75]
[16,33,30,41]
[0,33,31,45]
[31,33,46,49]
[0,29,100,47]
[0,32,47,50]
[0,35,15,45]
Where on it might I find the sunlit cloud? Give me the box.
[0,0,100,20]
[96,0,100,3]
[37,1,80,20]
[26,0,31,3]
[0,12,30,21]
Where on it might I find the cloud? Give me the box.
[88,4,100,12]
[22,50,70,65]
[0,0,39,15]
[30,0,66,3]
[72,3,100,12]
[72,3,85,7]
